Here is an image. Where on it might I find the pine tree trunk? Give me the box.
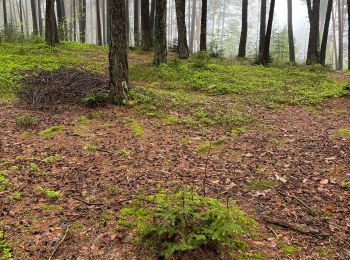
[126,0,130,44]
[30,0,38,35]
[238,0,248,57]
[141,0,151,50]
[200,0,207,51]
[56,0,67,40]
[109,0,129,100]
[306,0,320,64]
[337,0,343,69]
[259,0,266,55]
[2,0,7,28]
[79,0,86,43]
[189,0,196,52]
[331,4,338,67]
[287,0,295,63]
[347,0,350,69]
[153,0,167,65]
[134,0,140,47]
[96,0,102,45]
[102,0,106,44]
[320,0,333,65]
[45,0,59,46]
[175,0,189,58]
[19,0,24,33]
[150,0,156,46]
[262,0,275,65]
[38,0,43,36]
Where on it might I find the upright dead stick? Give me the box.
[49,227,70,260]
[202,142,212,197]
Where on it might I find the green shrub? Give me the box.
[15,114,38,128]
[0,171,10,191]
[190,51,210,69]
[38,187,61,200]
[39,125,64,138]
[117,189,256,258]
[0,231,12,260]
[81,90,111,107]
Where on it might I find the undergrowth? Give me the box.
[0,230,12,260]
[117,189,256,258]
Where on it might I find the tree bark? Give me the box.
[347,0,350,69]
[175,0,189,58]
[306,0,320,64]
[331,4,338,67]
[287,0,295,63]
[30,0,38,35]
[259,0,266,55]
[337,0,343,69]
[2,0,7,28]
[320,0,333,65]
[45,0,59,46]
[189,0,196,52]
[19,0,24,33]
[134,0,140,47]
[262,0,275,65]
[126,0,130,44]
[150,0,156,46]
[200,0,207,51]
[141,0,151,50]
[238,0,248,57]
[56,0,67,40]
[79,0,86,43]
[96,0,102,45]
[109,0,129,100]
[153,0,167,65]
[38,0,43,36]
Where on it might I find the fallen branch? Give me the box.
[263,216,330,237]
[71,197,104,206]
[277,189,317,216]
[49,227,69,260]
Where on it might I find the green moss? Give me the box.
[0,230,12,259]
[39,125,64,138]
[43,154,60,164]
[195,136,227,155]
[340,181,350,190]
[0,171,10,191]
[127,118,144,137]
[282,245,297,254]
[8,191,21,201]
[247,179,277,190]
[38,187,61,199]
[337,128,350,138]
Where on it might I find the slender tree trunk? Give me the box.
[189,0,196,52]
[141,0,151,50]
[200,0,207,51]
[320,0,333,65]
[259,0,266,55]
[19,0,24,33]
[38,0,43,36]
[79,0,86,43]
[347,0,350,69]
[337,0,343,69]
[175,0,189,58]
[30,0,38,35]
[126,0,130,44]
[262,0,275,65]
[23,0,29,35]
[45,0,59,46]
[238,0,248,57]
[96,0,102,45]
[150,0,156,46]
[73,0,77,41]
[287,0,295,63]
[153,0,167,65]
[331,4,338,67]
[56,0,67,40]
[306,0,320,64]
[109,0,129,100]
[134,0,140,47]
[2,0,7,28]
[102,0,106,44]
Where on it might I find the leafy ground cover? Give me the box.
[0,42,350,259]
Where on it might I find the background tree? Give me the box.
[306,0,320,64]
[200,0,207,51]
[109,0,129,100]
[337,0,343,69]
[238,0,248,57]
[262,0,276,65]
[320,0,333,65]
[45,0,59,46]
[154,0,167,65]
[2,0,7,28]
[56,0,67,40]
[38,0,43,36]
[134,0,140,47]
[259,0,267,56]
[96,0,102,45]
[30,0,38,35]
[19,0,24,33]
[141,0,151,50]
[175,0,189,58]
[79,0,86,43]
[348,0,350,69]
[189,0,197,52]
[287,0,295,63]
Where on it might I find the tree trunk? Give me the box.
[45,0,59,46]
[30,0,38,35]
[200,0,207,51]
[175,0,189,58]
[287,0,295,63]
[96,0,102,45]
[2,0,7,28]
[126,0,130,44]
[238,0,248,57]
[331,3,338,67]
[56,0,67,40]
[79,0,86,43]
[153,0,167,65]
[134,0,140,47]
[347,0,350,69]
[109,0,129,101]
[38,0,43,36]
[150,0,156,46]
[337,0,343,69]
[189,0,196,52]
[320,0,333,65]
[102,0,106,44]
[259,0,266,55]
[306,0,320,64]
[19,0,24,33]
[141,0,151,50]
[262,0,275,65]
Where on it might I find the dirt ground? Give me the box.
[0,96,350,259]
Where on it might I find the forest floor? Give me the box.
[1,42,350,259]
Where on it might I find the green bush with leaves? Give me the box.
[0,230,12,260]
[117,189,256,258]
